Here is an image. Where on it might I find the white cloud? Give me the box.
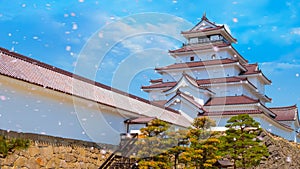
[260,62,300,75]
[291,28,300,35]
[0,13,13,21]
[261,62,300,69]
[76,13,193,83]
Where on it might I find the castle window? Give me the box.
[210,35,219,41]
[211,54,216,59]
[190,56,194,61]
[190,38,198,44]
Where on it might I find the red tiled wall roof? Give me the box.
[169,43,230,53]
[270,105,298,121]
[197,76,246,85]
[201,109,263,116]
[141,82,176,89]
[0,47,181,115]
[205,95,259,106]
[155,58,237,71]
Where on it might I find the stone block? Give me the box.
[65,146,72,153]
[58,159,68,168]
[40,146,54,160]
[63,154,76,163]
[35,157,46,166]
[28,146,40,157]
[25,157,40,169]
[53,147,60,154]
[69,162,81,168]
[91,153,98,159]
[14,156,27,168]
[45,158,56,168]
[2,154,18,166]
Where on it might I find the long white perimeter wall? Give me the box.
[0,75,190,145]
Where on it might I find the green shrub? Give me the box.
[0,135,30,158]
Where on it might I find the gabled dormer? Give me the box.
[164,73,214,103]
[190,14,218,32]
[165,90,206,119]
[181,14,237,45]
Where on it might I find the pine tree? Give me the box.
[220,114,269,169]
[181,117,221,169]
[135,119,173,169]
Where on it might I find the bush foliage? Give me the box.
[0,135,30,158]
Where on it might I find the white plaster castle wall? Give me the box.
[247,76,265,94]
[0,74,191,146]
[169,101,199,119]
[162,72,178,82]
[209,115,296,141]
[208,84,257,100]
[257,78,265,93]
[204,66,240,79]
[161,65,241,82]
[189,70,209,80]
[165,86,209,104]
[242,85,257,98]
[210,85,243,97]
[193,92,210,105]
[175,50,235,63]
[0,75,132,145]
[254,116,296,141]
[204,104,257,112]
[280,121,299,141]
[149,90,166,101]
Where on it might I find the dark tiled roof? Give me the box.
[178,91,204,110]
[142,76,255,90]
[150,78,162,83]
[141,82,176,89]
[150,100,168,107]
[181,25,224,34]
[155,58,237,71]
[241,63,272,83]
[242,63,259,75]
[161,73,213,94]
[167,90,205,111]
[201,109,263,116]
[197,76,247,85]
[169,43,230,53]
[205,95,259,106]
[270,105,298,121]
[180,15,237,43]
[181,15,220,34]
[124,117,156,124]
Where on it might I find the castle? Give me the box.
[0,14,299,144]
[142,14,300,142]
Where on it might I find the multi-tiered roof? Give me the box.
[142,14,299,141]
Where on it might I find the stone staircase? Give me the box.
[99,133,138,169]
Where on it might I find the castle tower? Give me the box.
[142,14,300,141]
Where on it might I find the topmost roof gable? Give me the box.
[190,14,218,32]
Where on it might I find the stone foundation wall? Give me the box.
[255,131,300,169]
[0,130,115,168]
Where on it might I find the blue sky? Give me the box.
[1,0,300,107]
